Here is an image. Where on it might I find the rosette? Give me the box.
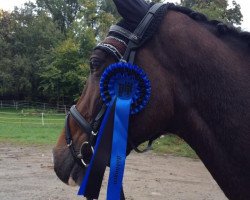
[100,62,151,114]
[78,62,151,200]
[100,62,151,199]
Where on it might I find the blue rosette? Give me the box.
[100,62,151,114]
[100,62,151,199]
[78,62,151,200]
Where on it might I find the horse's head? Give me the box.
[53,1,175,186]
[52,0,250,199]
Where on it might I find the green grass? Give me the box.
[0,123,62,144]
[0,108,197,158]
[152,134,198,158]
[0,108,64,144]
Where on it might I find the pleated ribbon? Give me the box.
[78,62,151,200]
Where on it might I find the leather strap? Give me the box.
[133,3,165,42]
[131,140,153,153]
[122,3,165,62]
[109,3,164,45]
[109,25,135,41]
[70,105,92,135]
[83,102,116,199]
[65,114,86,168]
[91,104,107,133]
[83,101,125,200]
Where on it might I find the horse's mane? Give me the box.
[114,3,250,50]
[170,5,250,49]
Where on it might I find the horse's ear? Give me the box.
[113,0,150,24]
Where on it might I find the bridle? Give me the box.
[65,104,107,167]
[65,2,166,170]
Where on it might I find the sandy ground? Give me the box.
[0,143,228,200]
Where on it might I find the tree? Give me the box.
[36,0,80,33]
[225,0,242,25]
[0,3,64,100]
[39,38,89,103]
[0,10,32,99]
[3,0,172,103]
[180,0,243,25]
[99,0,119,18]
[75,0,118,41]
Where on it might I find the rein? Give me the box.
[64,3,166,199]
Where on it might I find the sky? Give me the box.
[0,0,249,31]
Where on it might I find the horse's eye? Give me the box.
[89,59,102,71]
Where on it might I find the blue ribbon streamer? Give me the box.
[78,98,115,196]
[107,98,131,200]
[78,62,151,199]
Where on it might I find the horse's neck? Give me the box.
[154,11,250,199]
[179,107,250,200]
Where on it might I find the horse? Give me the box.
[53,1,250,199]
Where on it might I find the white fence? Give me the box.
[0,100,67,126]
[0,100,69,113]
[0,111,65,126]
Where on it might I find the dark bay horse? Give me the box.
[53,1,250,199]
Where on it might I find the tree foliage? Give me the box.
[180,0,243,25]
[0,3,64,101]
[0,0,244,104]
[36,0,80,33]
[39,38,89,103]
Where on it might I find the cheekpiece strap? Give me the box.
[133,3,165,42]
[122,3,165,63]
[70,105,92,135]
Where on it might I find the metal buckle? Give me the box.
[91,130,98,136]
[129,34,139,42]
[67,140,72,147]
[78,141,94,167]
[120,58,127,63]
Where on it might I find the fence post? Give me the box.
[42,113,45,126]
[21,109,23,125]
[64,105,67,114]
